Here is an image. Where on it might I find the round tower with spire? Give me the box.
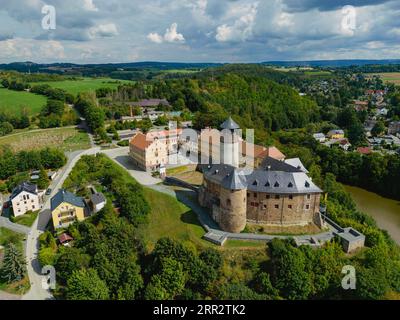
[220,117,240,168]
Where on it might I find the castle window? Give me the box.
[274,182,280,187]
[266,195,270,199]
[306,204,310,210]
[254,203,259,207]
[265,181,270,187]
[275,195,280,200]
[307,194,311,200]
[275,204,279,209]
[252,180,258,186]
[288,182,293,188]
[289,195,293,200]
[305,181,310,188]
[263,204,267,209]
[288,205,292,209]
[254,193,257,198]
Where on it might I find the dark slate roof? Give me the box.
[202,157,322,194]
[90,192,106,205]
[259,156,302,173]
[220,117,240,130]
[51,189,85,211]
[221,170,247,190]
[10,182,38,200]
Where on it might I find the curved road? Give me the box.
[22,147,100,300]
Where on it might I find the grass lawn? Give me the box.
[0,227,30,295]
[0,87,47,116]
[34,78,134,95]
[0,127,90,152]
[11,211,39,227]
[140,187,211,252]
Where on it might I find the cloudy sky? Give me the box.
[0,0,399,63]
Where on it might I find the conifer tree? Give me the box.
[1,243,26,283]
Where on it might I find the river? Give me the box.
[344,185,400,244]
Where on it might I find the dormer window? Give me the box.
[288,182,293,188]
[252,180,258,186]
[265,181,270,187]
[305,181,310,188]
[274,182,280,188]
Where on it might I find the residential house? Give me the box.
[313,133,326,143]
[90,192,106,213]
[51,189,86,229]
[338,139,352,151]
[327,129,345,139]
[10,182,42,217]
[357,147,372,155]
[353,100,368,112]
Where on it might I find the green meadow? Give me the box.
[0,87,46,116]
[33,78,134,95]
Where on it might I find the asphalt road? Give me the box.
[22,147,100,300]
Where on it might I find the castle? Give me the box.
[198,118,323,233]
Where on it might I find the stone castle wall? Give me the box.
[199,177,322,233]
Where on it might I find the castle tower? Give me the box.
[220,117,240,167]
[218,169,247,233]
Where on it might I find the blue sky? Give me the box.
[0,0,399,63]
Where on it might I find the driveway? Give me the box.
[101,147,162,185]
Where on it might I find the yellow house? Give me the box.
[50,189,86,229]
[327,129,345,140]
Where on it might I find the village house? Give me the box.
[10,182,42,217]
[89,192,107,213]
[353,100,368,112]
[327,129,345,140]
[357,146,373,155]
[50,189,86,229]
[313,133,326,143]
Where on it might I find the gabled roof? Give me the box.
[10,182,38,200]
[90,192,106,205]
[130,132,153,151]
[58,233,73,244]
[220,117,240,130]
[51,189,85,211]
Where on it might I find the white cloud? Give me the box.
[39,40,65,59]
[364,41,385,49]
[88,23,118,39]
[82,0,99,12]
[147,32,163,44]
[215,2,258,42]
[147,23,185,43]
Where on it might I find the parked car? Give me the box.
[45,188,52,195]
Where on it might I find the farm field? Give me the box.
[32,77,134,95]
[367,72,400,85]
[0,87,46,116]
[0,127,91,152]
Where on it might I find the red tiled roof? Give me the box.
[58,233,73,244]
[357,147,372,155]
[130,132,153,151]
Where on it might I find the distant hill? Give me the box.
[0,61,223,74]
[262,59,400,67]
